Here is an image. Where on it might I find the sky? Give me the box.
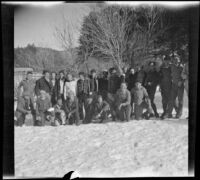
[14,3,91,50]
[14,1,199,51]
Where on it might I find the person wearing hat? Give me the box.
[115,82,131,122]
[92,95,110,123]
[64,91,80,125]
[76,72,90,120]
[163,56,184,119]
[35,70,52,100]
[131,80,153,120]
[159,55,172,118]
[35,90,52,126]
[143,61,161,118]
[15,91,33,126]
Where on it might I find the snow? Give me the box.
[15,91,189,177]
[15,114,188,177]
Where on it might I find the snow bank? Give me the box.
[15,117,188,178]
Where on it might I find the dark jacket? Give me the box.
[77,78,90,97]
[108,74,121,94]
[36,97,52,115]
[170,64,184,85]
[55,78,66,98]
[159,66,172,86]
[98,77,108,92]
[35,77,52,96]
[89,75,98,93]
[144,70,161,87]
[135,70,146,86]
[127,73,137,91]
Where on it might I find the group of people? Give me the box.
[15,54,188,127]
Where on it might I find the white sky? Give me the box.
[14,3,91,50]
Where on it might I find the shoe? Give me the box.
[155,113,160,118]
[175,114,182,119]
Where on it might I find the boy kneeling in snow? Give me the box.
[36,90,53,126]
[92,95,110,123]
[53,98,66,126]
[65,91,80,125]
[131,80,153,120]
[15,92,34,126]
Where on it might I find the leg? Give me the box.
[17,114,26,126]
[166,83,178,117]
[176,85,184,118]
[124,105,131,121]
[134,104,143,120]
[148,86,158,117]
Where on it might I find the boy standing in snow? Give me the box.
[131,80,153,120]
[36,90,52,126]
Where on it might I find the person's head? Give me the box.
[91,69,97,78]
[43,70,50,80]
[51,72,57,80]
[135,81,142,89]
[163,55,170,67]
[59,70,65,79]
[79,72,85,80]
[102,70,108,78]
[67,73,73,81]
[57,98,62,106]
[136,65,141,72]
[97,95,103,104]
[123,66,128,73]
[120,82,127,92]
[26,71,33,81]
[40,90,46,99]
[111,68,117,75]
[149,62,156,71]
[130,68,135,75]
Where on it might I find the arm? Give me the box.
[122,91,131,106]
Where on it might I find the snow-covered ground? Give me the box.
[15,90,189,178]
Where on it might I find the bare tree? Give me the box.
[53,12,80,72]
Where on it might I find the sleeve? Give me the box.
[17,81,24,97]
[124,91,131,105]
[96,79,99,92]
[35,80,40,96]
[143,88,149,98]
[102,101,109,111]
